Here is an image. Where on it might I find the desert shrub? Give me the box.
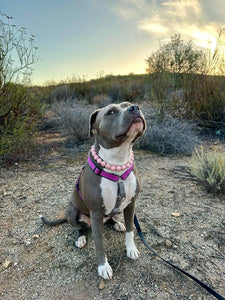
[146,34,225,127]
[0,83,44,161]
[54,101,94,142]
[146,34,206,110]
[107,82,125,102]
[126,79,146,102]
[137,106,199,154]
[0,13,43,162]
[183,74,225,122]
[91,94,112,107]
[42,74,149,105]
[49,84,76,103]
[146,34,206,75]
[190,146,225,194]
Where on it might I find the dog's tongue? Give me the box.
[127,119,143,136]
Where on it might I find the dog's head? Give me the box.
[89,102,146,149]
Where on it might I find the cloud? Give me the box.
[113,0,225,52]
[139,21,168,34]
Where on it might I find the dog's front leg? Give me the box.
[124,200,140,259]
[90,211,113,280]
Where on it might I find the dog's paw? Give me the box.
[75,235,86,248]
[113,221,126,232]
[98,261,113,280]
[126,245,140,259]
[125,231,140,259]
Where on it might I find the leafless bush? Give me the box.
[137,106,199,154]
[54,101,95,142]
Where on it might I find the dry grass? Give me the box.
[190,146,225,194]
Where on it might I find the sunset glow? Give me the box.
[1,0,225,84]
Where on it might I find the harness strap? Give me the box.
[134,214,225,300]
[75,166,85,201]
[87,156,133,182]
[76,157,133,216]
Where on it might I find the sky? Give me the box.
[1,0,225,85]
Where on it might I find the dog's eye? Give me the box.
[107,110,116,115]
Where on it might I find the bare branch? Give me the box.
[0,12,38,88]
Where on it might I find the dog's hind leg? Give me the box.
[75,213,92,248]
[105,217,126,232]
[75,226,88,248]
[65,203,89,248]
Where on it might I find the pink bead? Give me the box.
[92,150,96,156]
[130,157,134,162]
[111,165,116,171]
[94,155,99,160]
[126,163,131,168]
[116,166,122,171]
[106,164,111,169]
[122,165,126,170]
[101,161,106,167]
[91,145,95,150]
[97,158,102,164]
[129,160,133,165]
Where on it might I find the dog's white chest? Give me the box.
[100,172,137,215]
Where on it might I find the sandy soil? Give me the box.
[1,141,225,300]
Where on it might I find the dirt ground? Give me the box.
[1,138,225,300]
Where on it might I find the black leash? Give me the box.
[134,214,225,300]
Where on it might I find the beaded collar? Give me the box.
[90,145,134,172]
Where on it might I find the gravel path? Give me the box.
[1,146,225,300]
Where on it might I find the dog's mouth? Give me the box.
[132,117,144,124]
[116,116,145,140]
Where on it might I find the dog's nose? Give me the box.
[127,105,140,114]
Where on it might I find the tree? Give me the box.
[146,34,207,75]
[0,12,38,89]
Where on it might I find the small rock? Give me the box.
[24,239,31,246]
[165,239,173,248]
[32,234,39,240]
[171,212,180,217]
[99,280,105,290]
[3,260,12,269]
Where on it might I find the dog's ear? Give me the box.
[89,109,101,137]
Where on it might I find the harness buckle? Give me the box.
[117,182,126,202]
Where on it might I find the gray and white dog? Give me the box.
[41,102,146,279]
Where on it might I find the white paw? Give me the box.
[125,231,140,259]
[126,245,140,259]
[75,235,86,248]
[114,221,126,232]
[98,261,113,280]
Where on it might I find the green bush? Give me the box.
[0,83,44,161]
[190,146,225,194]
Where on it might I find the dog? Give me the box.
[40,102,146,279]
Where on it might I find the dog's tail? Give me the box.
[40,215,67,226]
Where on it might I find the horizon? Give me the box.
[1,0,225,85]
